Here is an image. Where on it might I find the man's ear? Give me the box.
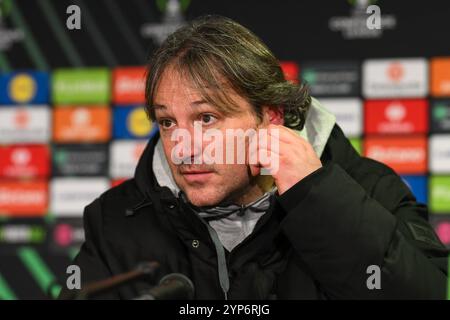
[262,106,284,125]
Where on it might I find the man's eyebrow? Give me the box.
[151,100,210,113]
[150,104,166,111]
[191,99,209,106]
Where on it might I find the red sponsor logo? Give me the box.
[0,181,48,216]
[365,99,428,134]
[14,109,30,129]
[280,61,299,84]
[364,136,427,174]
[0,145,50,179]
[113,67,146,104]
[387,62,404,82]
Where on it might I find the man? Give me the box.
[62,15,448,299]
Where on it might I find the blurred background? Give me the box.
[0,0,449,299]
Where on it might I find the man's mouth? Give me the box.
[179,169,215,183]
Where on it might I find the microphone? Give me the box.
[60,261,160,300]
[134,273,195,300]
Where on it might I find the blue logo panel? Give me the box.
[0,71,50,104]
[113,105,154,139]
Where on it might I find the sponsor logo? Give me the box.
[320,98,362,137]
[128,108,152,137]
[430,176,450,213]
[53,107,111,143]
[0,181,48,216]
[14,108,30,128]
[385,103,406,121]
[110,140,147,178]
[113,106,154,139]
[401,175,427,204]
[328,0,397,40]
[365,99,428,134]
[301,61,360,96]
[141,0,189,45]
[0,106,51,143]
[52,68,110,104]
[386,62,403,82]
[0,224,46,244]
[430,100,450,133]
[8,74,36,103]
[50,178,110,217]
[429,134,450,173]
[364,137,427,174]
[430,57,450,97]
[0,145,50,179]
[362,58,428,98]
[53,223,84,247]
[112,67,146,104]
[279,61,299,84]
[52,144,108,176]
[434,221,450,246]
[0,72,50,105]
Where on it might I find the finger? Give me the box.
[272,124,303,140]
[248,146,280,175]
[248,162,261,177]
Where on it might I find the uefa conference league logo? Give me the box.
[141,0,190,45]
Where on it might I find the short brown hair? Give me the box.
[145,15,311,130]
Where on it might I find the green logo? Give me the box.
[54,150,68,165]
[433,105,448,120]
[302,69,317,86]
[156,0,191,12]
[30,226,46,243]
[52,68,110,104]
[0,226,46,244]
[430,176,450,213]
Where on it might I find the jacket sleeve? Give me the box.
[59,198,118,299]
[277,162,449,299]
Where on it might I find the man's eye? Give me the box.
[158,119,175,129]
[200,114,217,125]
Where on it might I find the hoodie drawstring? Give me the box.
[202,222,230,300]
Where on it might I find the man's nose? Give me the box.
[178,122,203,163]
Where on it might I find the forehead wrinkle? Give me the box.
[154,85,202,114]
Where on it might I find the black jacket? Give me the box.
[61,124,449,299]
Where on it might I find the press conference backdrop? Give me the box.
[0,0,449,299]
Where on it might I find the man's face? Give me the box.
[153,65,263,207]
